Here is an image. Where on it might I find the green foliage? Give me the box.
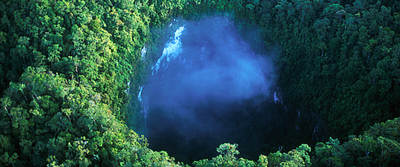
[268,144,312,167]
[217,143,240,158]
[1,0,400,166]
[258,0,400,141]
[313,118,400,166]
[0,0,185,166]
[137,149,187,166]
[193,143,256,167]
[193,143,311,167]
[314,137,347,166]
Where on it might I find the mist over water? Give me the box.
[137,16,309,164]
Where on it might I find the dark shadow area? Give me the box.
[147,96,302,163]
[139,16,317,164]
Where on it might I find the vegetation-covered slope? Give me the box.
[0,0,399,166]
[259,0,400,140]
[0,0,184,166]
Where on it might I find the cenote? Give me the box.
[135,16,323,164]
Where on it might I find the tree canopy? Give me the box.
[1,0,400,166]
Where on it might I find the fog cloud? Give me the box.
[140,16,276,163]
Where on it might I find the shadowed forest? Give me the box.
[1,0,400,166]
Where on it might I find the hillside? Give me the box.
[1,0,399,166]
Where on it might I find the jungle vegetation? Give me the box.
[0,0,399,166]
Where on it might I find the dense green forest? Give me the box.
[1,0,399,166]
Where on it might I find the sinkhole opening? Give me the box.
[136,16,317,164]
